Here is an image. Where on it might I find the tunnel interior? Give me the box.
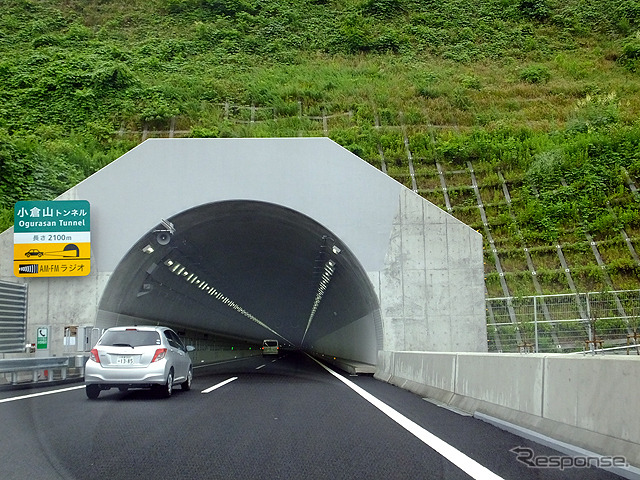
[97,200,382,360]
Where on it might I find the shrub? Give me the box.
[519,64,551,84]
[416,85,444,99]
[164,0,197,13]
[618,32,640,72]
[566,93,620,133]
[360,0,406,18]
[190,126,220,137]
[526,150,564,189]
[518,0,551,21]
[371,28,406,53]
[92,63,137,90]
[336,14,374,53]
[201,0,255,16]
[460,74,481,90]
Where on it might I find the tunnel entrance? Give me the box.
[97,200,382,363]
[0,137,486,361]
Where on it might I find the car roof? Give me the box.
[105,325,169,332]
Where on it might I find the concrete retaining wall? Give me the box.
[375,351,640,470]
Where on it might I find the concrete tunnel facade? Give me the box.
[0,138,487,365]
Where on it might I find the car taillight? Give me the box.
[152,348,167,363]
[90,348,101,363]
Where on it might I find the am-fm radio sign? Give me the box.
[13,200,91,277]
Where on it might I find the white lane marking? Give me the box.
[0,385,85,404]
[256,364,265,370]
[307,355,505,480]
[194,357,252,369]
[201,376,238,394]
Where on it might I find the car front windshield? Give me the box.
[100,330,161,347]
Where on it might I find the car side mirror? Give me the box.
[186,345,195,352]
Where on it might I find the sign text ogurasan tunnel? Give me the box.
[13,200,91,277]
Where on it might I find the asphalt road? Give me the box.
[0,352,625,480]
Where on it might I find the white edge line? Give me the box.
[201,376,238,394]
[0,385,85,404]
[307,354,504,480]
[256,365,265,370]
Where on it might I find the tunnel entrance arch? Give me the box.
[0,137,487,364]
[97,200,383,362]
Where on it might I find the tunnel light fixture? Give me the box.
[159,257,291,346]
[322,235,341,256]
[142,244,155,254]
[302,259,337,345]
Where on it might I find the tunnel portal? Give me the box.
[98,200,382,354]
[0,137,487,365]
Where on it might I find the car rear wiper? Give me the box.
[111,343,135,348]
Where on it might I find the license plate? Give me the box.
[117,356,134,365]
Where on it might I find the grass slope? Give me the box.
[1,0,640,295]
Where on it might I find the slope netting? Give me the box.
[486,290,640,354]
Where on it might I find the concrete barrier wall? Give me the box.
[375,351,640,469]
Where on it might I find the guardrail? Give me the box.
[376,350,640,477]
[0,357,77,385]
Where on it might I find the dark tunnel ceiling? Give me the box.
[99,200,379,347]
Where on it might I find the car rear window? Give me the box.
[100,330,161,347]
[264,340,278,347]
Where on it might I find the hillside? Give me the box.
[1,0,640,300]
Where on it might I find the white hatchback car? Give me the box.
[85,326,194,399]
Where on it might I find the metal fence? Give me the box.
[486,290,640,354]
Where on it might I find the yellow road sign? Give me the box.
[14,200,91,277]
[14,242,91,277]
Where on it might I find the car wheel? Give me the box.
[181,367,192,391]
[86,384,100,399]
[159,370,173,398]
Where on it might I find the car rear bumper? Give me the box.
[84,361,168,385]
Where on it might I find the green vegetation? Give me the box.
[1,0,640,295]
